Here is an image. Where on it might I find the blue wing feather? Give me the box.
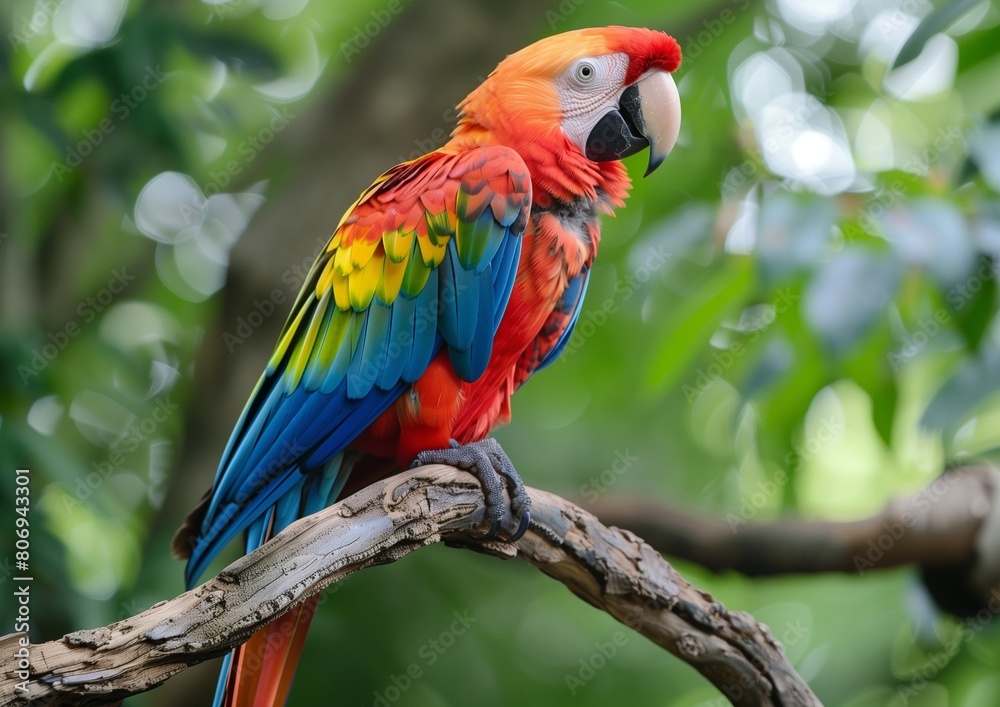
[536,268,591,372]
[490,234,522,327]
[438,240,480,352]
[301,454,350,517]
[449,256,501,381]
[404,278,440,381]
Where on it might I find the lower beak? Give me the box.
[584,71,681,176]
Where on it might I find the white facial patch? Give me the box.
[555,52,631,156]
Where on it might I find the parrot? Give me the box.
[172,25,681,707]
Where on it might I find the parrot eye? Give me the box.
[574,61,597,84]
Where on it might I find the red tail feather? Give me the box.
[224,596,320,707]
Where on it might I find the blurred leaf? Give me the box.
[14,420,96,506]
[646,258,754,393]
[17,93,68,150]
[46,47,119,98]
[756,191,834,283]
[741,335,795,399]
[803,248,902,355]
[872,380,899,445]
[922,342,1000,428]
[892,0,984,70]
[956,21,1000,75]
[944,255,997,351]
[842,327,898,445]
[642,203,716,258]
[178,32,282,76]
[967,120,1000,191]
[881,199,975,289]
[973,196,1000,254]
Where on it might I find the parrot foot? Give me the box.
[413,438,531,542]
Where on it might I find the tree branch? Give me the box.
[2,466,818,707]
[586,464,1000,618]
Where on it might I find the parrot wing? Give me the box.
[183,146,531,586]
[533,267,591,372]
[513,267,591,389]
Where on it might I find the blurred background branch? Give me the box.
[587,463,1000,618]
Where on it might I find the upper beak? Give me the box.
[584,71,681,177]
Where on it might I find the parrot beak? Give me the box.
[584,71,681,177]
[632,71,681,176]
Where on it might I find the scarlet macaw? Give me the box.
[173,25,681,706]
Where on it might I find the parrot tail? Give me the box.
[215,595,320,707]
[208,455,359,707]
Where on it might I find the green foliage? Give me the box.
[5,0,1000,705]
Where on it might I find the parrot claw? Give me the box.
[413,438,531,542]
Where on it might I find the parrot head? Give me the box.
[452,26,682,202]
